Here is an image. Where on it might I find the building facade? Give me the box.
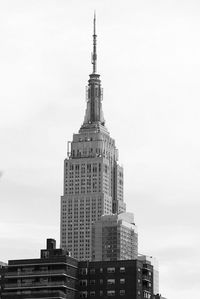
[1,240,154,299]
[0,262,7,299]
[78,259,153,299]
[138,255,159,295]
[2,239,78,299]
[60,15,126,260]
[92,212,138,261]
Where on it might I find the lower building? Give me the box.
[1,239,154,299]
[78,259,153,299]
[138,255,159,295]
[0,262,7,299]
[2,239,78,299]
[92,212,138,261]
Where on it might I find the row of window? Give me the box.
[79,267,125,275]
[65,188,101,195]
[80,278,125,286]
[75,135,115,147]
[62,197,102,203]
[79,290,125,298]
[70,149,116,160]
[67,163,102,172]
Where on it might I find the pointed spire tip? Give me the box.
[93,11,96,35]
[92,11,97,73]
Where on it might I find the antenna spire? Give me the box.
[82,13,105,127]
[92,11,97,73]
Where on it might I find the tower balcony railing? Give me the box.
[5,269,69,277]
[4,281,67,289]
[142,264,152,270]
[2,290,67,299]
[142,275,151,281]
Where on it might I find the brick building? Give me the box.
[78,259,153,299]
[1,239,153,299]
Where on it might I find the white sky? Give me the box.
[0,1,200,298]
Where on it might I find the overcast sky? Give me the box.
[0,1,200,298]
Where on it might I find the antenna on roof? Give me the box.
[92,11,97,74]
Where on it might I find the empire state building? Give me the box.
[60,15,126,261]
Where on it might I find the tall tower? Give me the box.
[60,15,126,261]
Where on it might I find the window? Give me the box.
[143,292,151,299]
[80,291,87,298]
[99,279,103,285]
[107,267,115,273]
[21,267,35,273]
[90,268,95,274]
[90,291,95,297]
[104,165,108,173]
[90,280,95,285]
[22,278,34,285]
[120,278,125,284]
[80,268,88,275]
[120,290,125,296]
[100,290,103,296]
[107,279,115,285]
[107,290,115,296]
[80,280,87,286]
[87,164,91,172]
[120,267,125,273]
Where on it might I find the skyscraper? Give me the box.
[60,15,126,260]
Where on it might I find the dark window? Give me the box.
[90,268,95,274]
